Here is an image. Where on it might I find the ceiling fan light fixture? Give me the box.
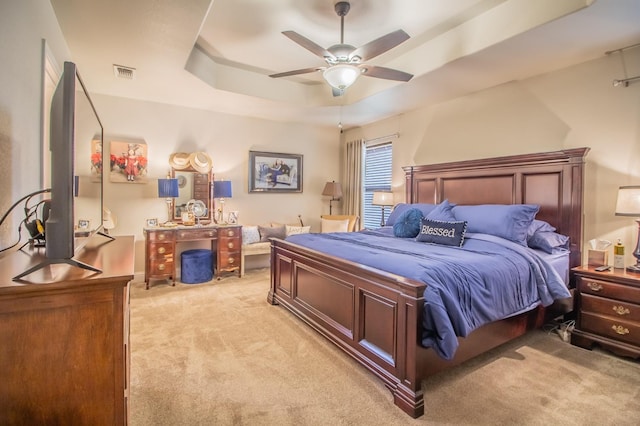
[323,64,360,90]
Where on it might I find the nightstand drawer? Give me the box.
[580,312,640,347]
[581,294,640,322]
[577,276,640,304]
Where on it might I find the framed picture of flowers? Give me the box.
[109,140,148,183]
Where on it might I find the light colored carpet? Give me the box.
[130,269,640,425]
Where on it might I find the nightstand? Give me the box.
[571,266,640,359]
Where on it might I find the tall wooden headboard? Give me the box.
[402,148,590,268]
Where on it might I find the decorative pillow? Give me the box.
[386,203,436,226]
[286,225,311,236]
[321,218,349,233]
[393,208,423,238]
[258,224,286,241]
[416,218,467,247]
[425,199,456,221]
[242,225,260,245]
[528,231,570,254]
[527,219,556,238]
[452,204,539,246]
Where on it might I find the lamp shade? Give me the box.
[372,191,394,206]
[214,180,233,198]
[615,186,640,216]
[322,181,343,199]
[157,178,179,198]
[103,208,117,230]
[323,64,360,90]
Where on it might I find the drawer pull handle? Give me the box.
[158,234,165,241]
[612,305,630,316]
[227,230,235,237]
[208,232,215,237]
[228,257,235,264]
[158,264,165,271]
[157,247,166,254]
[586,281,603,292]
[228,242,234,249]
[611,325,629,335]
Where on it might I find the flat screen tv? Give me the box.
[14,61,111,280]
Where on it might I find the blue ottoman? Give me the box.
[181,249,213,284]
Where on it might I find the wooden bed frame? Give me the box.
[267,148,589,418]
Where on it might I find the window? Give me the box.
[363,142,392,229]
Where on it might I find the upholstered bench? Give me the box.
[241,222,310,277]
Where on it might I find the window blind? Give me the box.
[363,142,392,229]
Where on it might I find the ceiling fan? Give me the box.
[269,1,413,96]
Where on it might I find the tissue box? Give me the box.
[588,249,609,267]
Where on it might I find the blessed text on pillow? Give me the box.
[416,218,467,247]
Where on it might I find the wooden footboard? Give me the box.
[268,238,547,418]
[268,238,428,417]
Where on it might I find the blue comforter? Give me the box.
[285,230,570,360]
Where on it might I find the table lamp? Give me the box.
[615,185,640,272]
[372,191,394,227]
[158,177,179,222]
[322,181,343,214]
[214,180,233,223]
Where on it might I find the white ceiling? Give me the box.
[50,0,640,129]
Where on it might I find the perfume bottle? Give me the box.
[614,239,625,269]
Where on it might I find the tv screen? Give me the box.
[14,61,107,281]
[47,60,105,260]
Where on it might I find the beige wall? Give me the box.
[0,0,71,247]
[94,94,339,273]
[344,49,640,266]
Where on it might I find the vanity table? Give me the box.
[144,224,242,289]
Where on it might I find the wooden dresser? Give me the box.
[144,224,241,289]
[571,266,640,359]
[0,235,134,425]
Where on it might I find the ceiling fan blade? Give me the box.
[269,67,324,78]
[360,65,413,82]
[282,31,336,61]
[349,29,410,62]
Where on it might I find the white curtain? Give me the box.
[342,139,364,227]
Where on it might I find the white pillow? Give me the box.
[321,218,349,233]
[286,225,311,236]
[242,225,260,244]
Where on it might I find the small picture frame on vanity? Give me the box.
[228,211,239,224]
[77,219,90,230]
[146,218,158,228]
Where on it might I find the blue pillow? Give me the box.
[528,231,569,254]
[527,219,556,238]
[425,199,456,221]
[416,218,467,247]
[393,208,423,238]
[386,203,436,226]
[452,204,539,246]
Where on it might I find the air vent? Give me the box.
[113,64,136,80]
